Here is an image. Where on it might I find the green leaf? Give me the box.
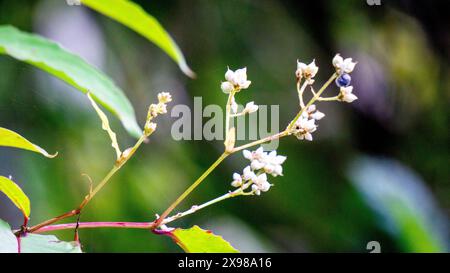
[168,225,239,253]
[0,25,141,137]
[20,234,82,253]
[349,156,447,253]
[0,127,57,158]
[0,219,18,253]
[0,219,81,253]
[0,175,31,218]
[81,0,195,78]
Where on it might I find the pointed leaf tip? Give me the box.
[0,127,57,158]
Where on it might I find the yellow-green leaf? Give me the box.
[87,93,122,159]
[0,176,30,218]
[81,0,195,78]
[169,225,239,253]
[0,127,57,158]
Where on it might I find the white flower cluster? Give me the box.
[292,104,324,141]
[148,92,172,118]
[332,54,358,103]
[222,67,259,116]
[231,147,287,195]
[144,92,172,136]
[230,97,258,115]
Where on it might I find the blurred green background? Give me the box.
[0,0,448,252]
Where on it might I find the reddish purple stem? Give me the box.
[34,221,155,233]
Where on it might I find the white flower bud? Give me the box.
[221,81,234,93]
[231,173,242,187]
[338,86,358,103]
[157,92,172,103]
[296,59,318,80]
[243,101,258,114]
[332,54,357,74]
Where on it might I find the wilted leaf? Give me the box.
[87,93,122,159]
[0,176,30,218]
[0,25,141,137]
[0,127,57,158]
[168,225,239,253]
[20,234,82,253]
[0,219,17,253]
[81,0,195,78]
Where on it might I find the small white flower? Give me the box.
[338,86,358,103]
[311,111,325,120]
[244,148,287,176]
[224,67,251,91]
[296,60,319,80]
[252,173,271,195]
[302,104,325,121]
[157,92,172,103]
[251,184,261,195]
[243,149,252,160]
[243,101,259,114]
[144,122,157,135]
[231,173,242,187]
[238,148,286,194]
[242,166,257,182]
[264,150,287,176]
[294,117,317,141]
[332,54,357,74]
[221,81,234,93]
[243,147,264,161]
[251,159,265,170]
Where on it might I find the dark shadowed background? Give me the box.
[0,0,448,252]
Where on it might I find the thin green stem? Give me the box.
[297,80,308,108]
[161,188,245,225]
[287,73,337,131]
[225,90,237,137]
[154,152,229,228]
[27,134,147,233]
[232,131,289,153]
[317,96,339,101]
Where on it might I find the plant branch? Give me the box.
[32,221,156,233]
[33,189,250,234]
[232,131,289,153]
[161,188,246,225]
[225,90,237,137]
[297,80,308,108]
[27,134,148,234]
[152,74,338,230]
[287,73,337,131]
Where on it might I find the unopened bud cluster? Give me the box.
[144,92,172,136]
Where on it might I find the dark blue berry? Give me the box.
[335,73,351,87]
